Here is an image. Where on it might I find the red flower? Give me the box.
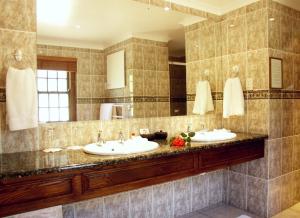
[171,137,185,147]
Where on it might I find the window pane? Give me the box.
[59,94,69,107]
[49,94,59,107]
[59,108,69,121]
[58,71,67,79]
[58,79,68,92]
[39,108,49,122]
[48,79,57,91]
[49,108,59,121]
[37,70,47,78]
[38,94,48,107]
[48,70,57,78]
[37,78,47,91]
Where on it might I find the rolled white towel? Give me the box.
[223,77,244,118]
[193,80,214,115]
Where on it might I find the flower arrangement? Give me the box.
[170,132,195,147]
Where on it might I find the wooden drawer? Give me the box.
[199,140,264,170]
[0,175,74,207]
[82,153,197,193]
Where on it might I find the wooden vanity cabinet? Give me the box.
[0,139,265,217]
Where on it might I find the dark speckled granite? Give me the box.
[0,133,267,180]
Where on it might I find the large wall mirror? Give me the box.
[36,0,207,122]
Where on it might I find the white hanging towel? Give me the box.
[6,67,38,131]
[223,77,244,118]
[193,80,214,115]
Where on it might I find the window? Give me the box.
[37,70,70,122]
[37,56,77,122]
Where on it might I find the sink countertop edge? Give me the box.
[0,133,268,180]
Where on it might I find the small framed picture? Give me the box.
[269,57,283,89]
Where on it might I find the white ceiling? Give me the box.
[171,0,300,15]
[37,0,204,52]
[37,0,300,55]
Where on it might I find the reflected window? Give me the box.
[37,70,70,122]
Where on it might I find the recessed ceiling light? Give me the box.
[229,24,235,28]
[75,25,81,29]
[164,0,171,11]
[269,17,275,21]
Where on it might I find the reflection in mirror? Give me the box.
[36,0,204,122]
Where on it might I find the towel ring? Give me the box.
[232,65,239,77]
[204,69,209,80]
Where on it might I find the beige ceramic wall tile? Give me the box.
[157,102,170,117]
[71,121,99,146]
[0,0,36,32]
[157,71,170,96]
[39,122,72,150]
[90,51,104,75]
[269,99,282,139]
[144,70,157,96]
[281,173,294,210]
[247,49,269,90]
[77,75,91,98]
[293,135,300,171]
[227,16,247,54]
[247,142,268,179]
[293,18,300,54]
[228,171,246,210]
[132,43,144,70]
[103,193,130,218]
[61,46,77,57]
[282,52,294,90]
[247,99,269,134]
[47,46,63,57]
[144,102,158,118]
[143,45,156,71]
[282,99,294,137]
[152,182,173,217]
[132,69,144,96]
[294,54,300,90]
[293,99,300,135]
[173,178,192,216]
[185,29,200,62]
[247,9,268,50]
[281,14,293,52]
[281,136,293,175]
[133,102,145,118]
[268,138,282,179]
[91,75,105,98]
[156,46,169,71]
[199,58,216,91]
[293,170,300,203]
[75,198,103,218]
[246,176,267,217]
[215,21,228,57]
[77,103,92,121]
[267,177,282,217]
[14,206,62,218]
[101,119,129,140]
[129,187,152,217]
[77,50,91,75]
[91,103,100,121]
[268,9,282,50]
[186,62,199,94]
[200,24,216,59]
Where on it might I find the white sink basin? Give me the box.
[191,129,236,142]
[83,138,159,155]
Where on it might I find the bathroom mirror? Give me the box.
[36,0,208,122]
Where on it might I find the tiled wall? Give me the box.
[185,0,300,217]
[37,45,105,121]
[7,170,226,218]
[104,38,170,118]
[0,0,39,154]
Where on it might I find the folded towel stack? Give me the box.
[193,80,214,115]
[6,67,38,131]
[223,77,244,118]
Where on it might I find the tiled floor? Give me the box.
[272,203,300,218]
[180,203,300,218]
[178,204,260,218]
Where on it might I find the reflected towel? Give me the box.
[193,80,214,115]
[100,103,114,120]
[223,77,244,118]
[6,67,38,131]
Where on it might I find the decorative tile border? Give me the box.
[187,90,300,101]
[77,96,170,104]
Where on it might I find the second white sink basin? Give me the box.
[83,138,159,155]
[191,129,236,142]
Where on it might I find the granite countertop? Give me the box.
[0,133,267,180]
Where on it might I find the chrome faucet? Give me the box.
[119,131,124,144]
[96,130,105,145]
